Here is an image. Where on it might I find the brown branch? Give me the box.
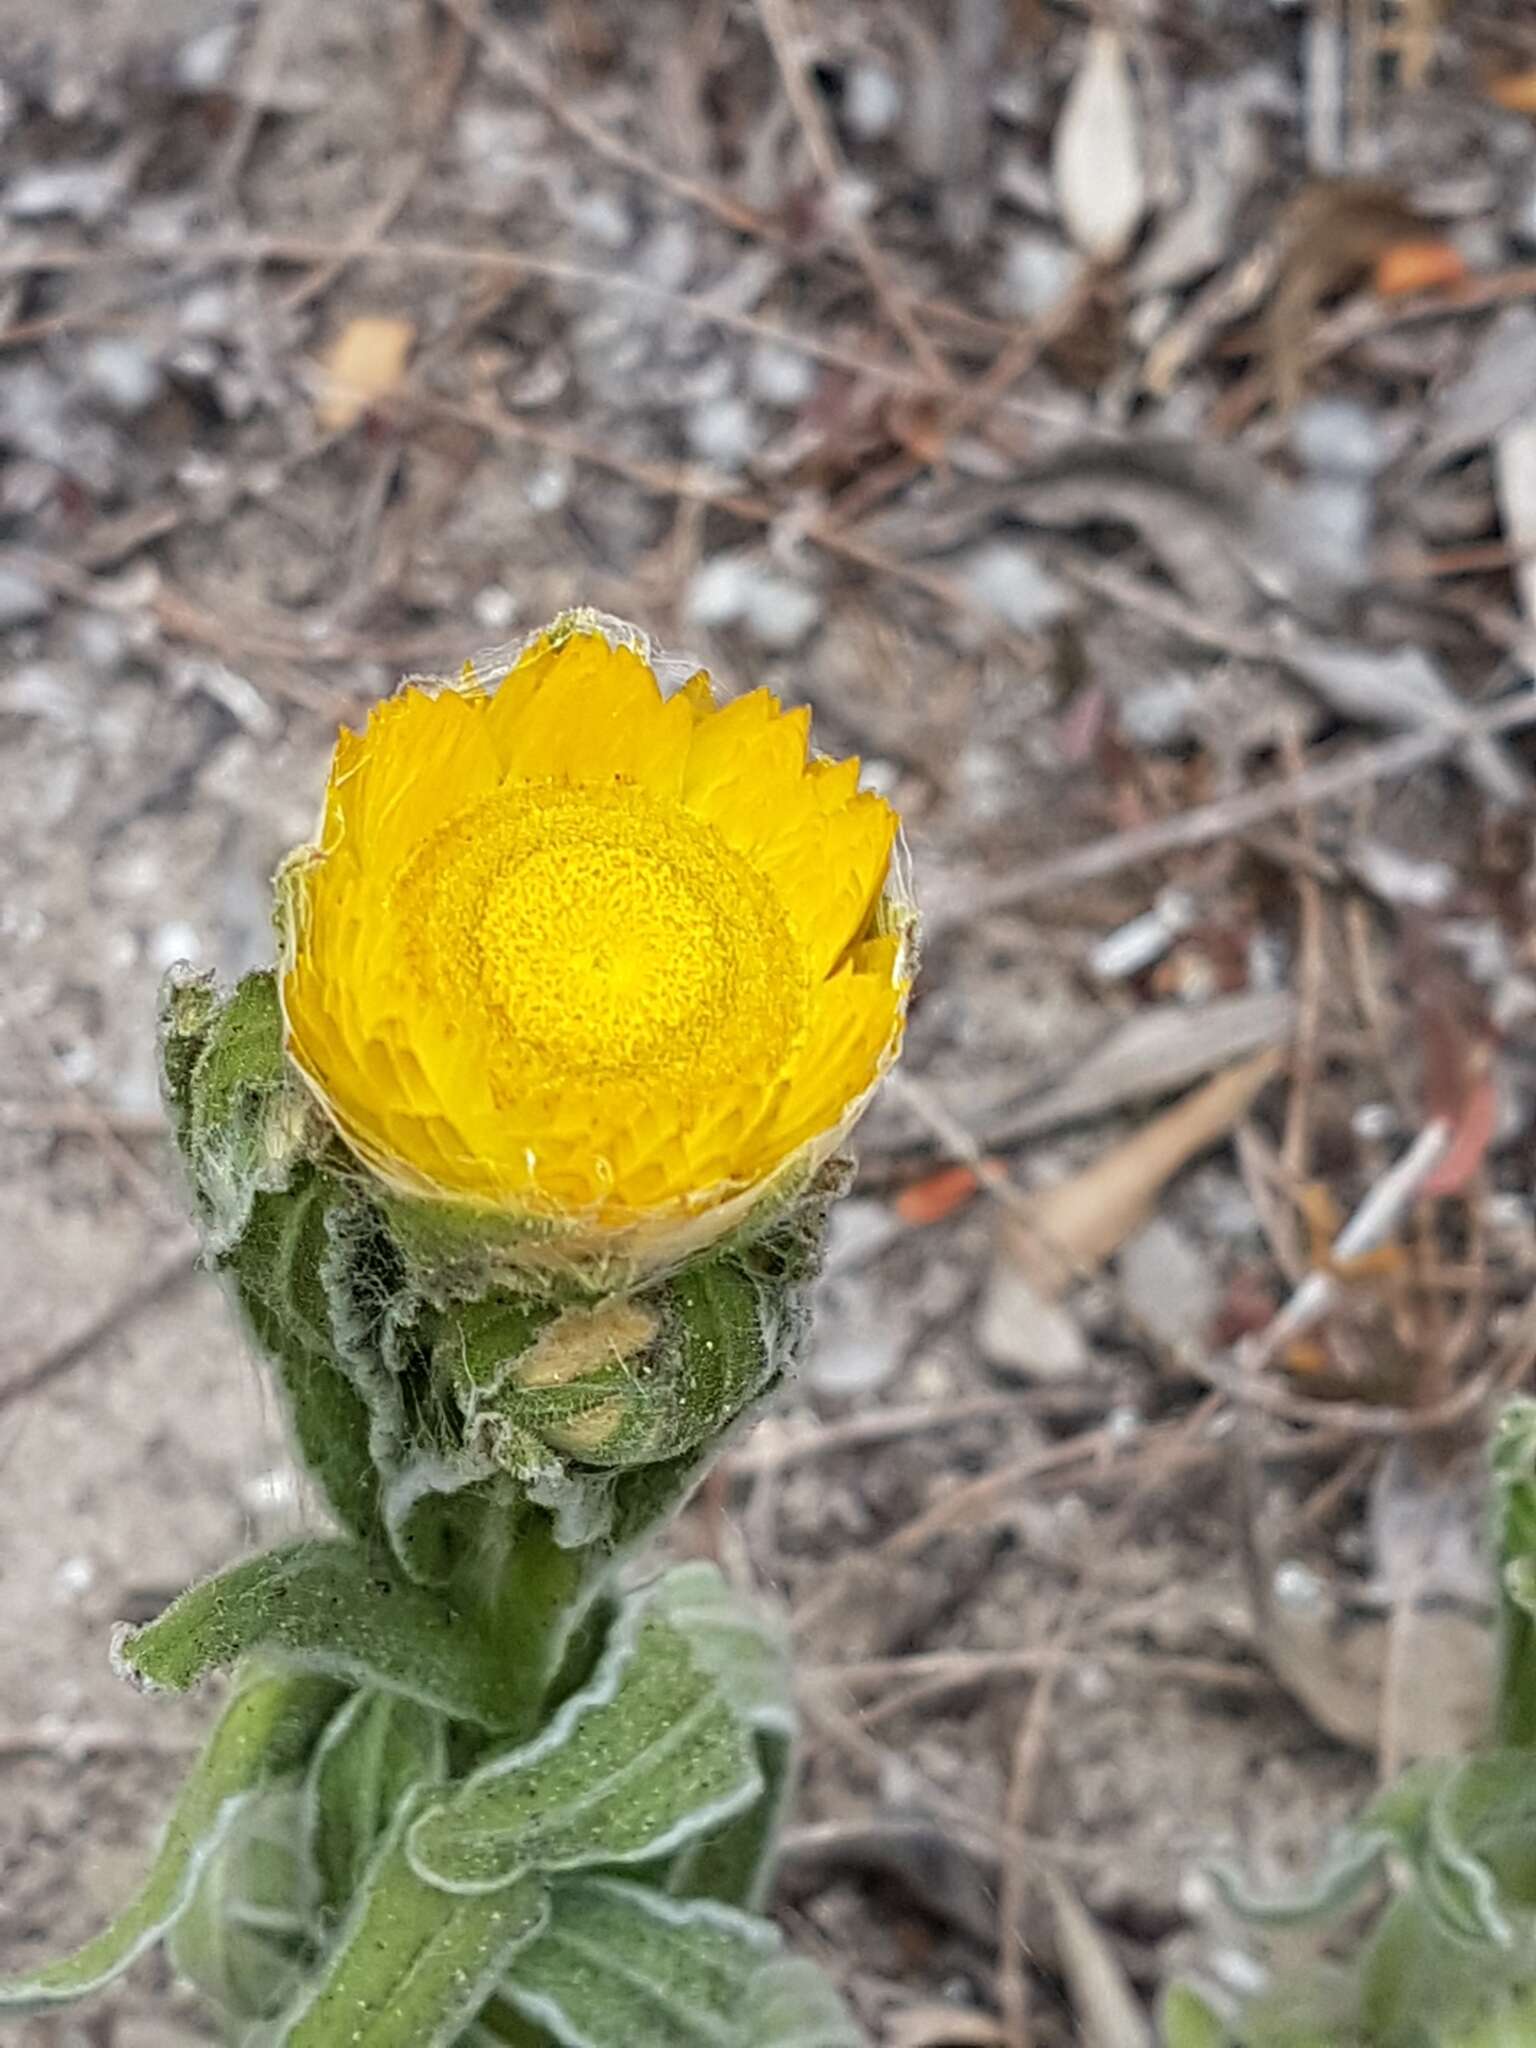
[752,0,954,386]
[0,233,956,409]
[957,688,1536,918]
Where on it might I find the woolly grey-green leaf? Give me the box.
[1204,1762,1452,1932]
[643,1563,795,1911]
[305,1687,449,1915]
[492,1876,781,2048]
[231,1173,383,1541]
[1208,1825,1397,1931]
[254,1791,549,2048]
[166,1785,318,2021]
[1446,1986,1536,2048]
[115,1540,526,1729]
[734,1955,865,2047]
[0,1666,340,2013]
[1419,1752,1536,1948]
[162,969,384,1541]
[174,969,313,1253]
[1358,1890,1523,2048]
[1215,1749,1536,1954]
[406,1598,760,1894]
[660,1730,792,1914]
[159,962,221,1141]
[646,1561,794,1737]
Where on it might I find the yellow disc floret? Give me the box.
[395,780,804,1102]
[278,611,912,1261]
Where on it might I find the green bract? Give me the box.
[0,967,863,2046]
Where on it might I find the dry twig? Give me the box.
[753,0,954,386]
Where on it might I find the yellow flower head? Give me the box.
[279,612,912,1270]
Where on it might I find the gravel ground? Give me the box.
[5,3,1536,2041]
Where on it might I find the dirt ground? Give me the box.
[5,2,1536,2042]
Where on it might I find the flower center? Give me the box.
[392,779,806,1101]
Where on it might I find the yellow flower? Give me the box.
[278,611,912,1269]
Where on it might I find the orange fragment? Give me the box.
[1372,241,1468,298]
[1488,70,1536,115]
[315,316,416,433]
[894,1163,983,1227]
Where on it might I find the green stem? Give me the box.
[1496,1590,1536,1750]
[455,1500,607,1739]
[1492,1405,1536,1749]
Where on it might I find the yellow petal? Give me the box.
[324,685,501,866]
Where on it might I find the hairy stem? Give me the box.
[454,1501,606,1739]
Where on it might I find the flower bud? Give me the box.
[438,1251,789,1478]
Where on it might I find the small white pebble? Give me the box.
[57,1043,96,1086]
[525,459,571,513]
[687,395,759,471]
[959,539,1073,633]
[1089,887,1196,981]
[1119,673,1199,748]
[82,337,163,416]
[55,1555,95,1597]
[747,342,817,409]
[1072,1661,1113,1704]
[844,61,903,139]
[1272,1560,1326,1614]
[997,231,1079,319]
[472,585,519,633]
[1351,1100,1400,1143]
[1288,396,1391,478]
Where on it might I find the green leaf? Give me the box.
[1493,1403,1536,1748]
[166,1785,317,2020]
[161,970,381,1542]
[255,1791,548,2048]
[1159,1984,1233,2048]
[1447,1985,1536,2048]
[493,1876,780,2048]
[1204,1758,1456,1939]
[0,1666,340,2014]
[1228,1964,1365,2048]
[1207,1823,1393,1929]
[406,1596,761,1895]
[1359,1891,1511,2047]
[646,1562,794,1737]
[661,1727,791,1912]
[233,1182,380,1542]
[231,1172,383,1542]
[645,1563,796,1910]
[464,2011,552,2048]
[733,1956,864,2047]
[158,962,221,1140]
[115,1540,525,1729]
[1420,1755,1536,1949]
[306,1687,448,1914]
[1360,1759,1452,1855]
[181,970,311,1252]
